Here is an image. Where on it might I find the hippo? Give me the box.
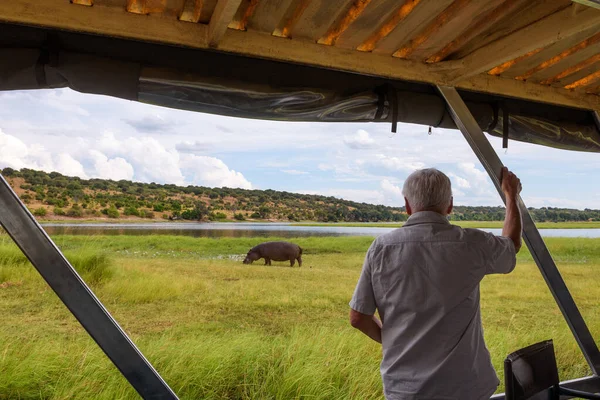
[243,241,303,267]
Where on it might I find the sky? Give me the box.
[0,88,599,209]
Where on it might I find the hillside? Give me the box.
[2,168,600,223]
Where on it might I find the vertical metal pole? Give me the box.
[437,86,600,375]
[0,174,178,399]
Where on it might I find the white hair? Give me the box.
[402,168,452,213]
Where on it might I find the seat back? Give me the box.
[504,340,560,400]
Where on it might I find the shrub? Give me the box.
[53,207,66,216]
[33,207,47,217]
[67,204,83,218]
[210,212,227,220]
[20,193,32,203]
[124,206,140,216]
[143,210,154,219]
[234,213,246,221]
[153,203,165,212]
[250,212,261,219]
[86,209,102,217]
[107,207,119,219]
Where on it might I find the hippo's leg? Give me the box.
[264,258,270,265]
[290,258,295,267]
[297,256,302,267]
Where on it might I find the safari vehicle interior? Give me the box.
[1,0,600,399]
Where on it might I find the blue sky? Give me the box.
[0,88,599,209]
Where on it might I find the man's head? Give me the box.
[402,168,453,216]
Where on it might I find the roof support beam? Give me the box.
[448,5,600,84]
[426,0,526,64]
[208,0,244,46]
[1,0,599,111]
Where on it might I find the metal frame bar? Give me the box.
[437,86,600,375]
[491,375,600,400]
[0,174,178,399]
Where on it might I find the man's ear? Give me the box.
[447,197,453,215]
[404,197,412,216]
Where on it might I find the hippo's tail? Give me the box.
[298,246,303,255]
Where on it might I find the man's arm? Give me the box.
[349,309,382,344]
[501,166,522,253]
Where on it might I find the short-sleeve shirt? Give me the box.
[349,211,516,400]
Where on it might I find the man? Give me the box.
[349,167,522,400]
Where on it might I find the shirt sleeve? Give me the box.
[349,243,377,315]
[483,232,517,275]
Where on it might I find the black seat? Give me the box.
[504,340,600,400]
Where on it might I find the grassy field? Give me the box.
[293,221,600,229]
[1,234,599,399]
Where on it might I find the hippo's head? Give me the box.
[243,250,259,264]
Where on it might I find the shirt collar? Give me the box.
[403,211,451,227]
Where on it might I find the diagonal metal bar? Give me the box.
[0,173,178,399]
[437,85,600,375]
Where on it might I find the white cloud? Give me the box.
[0,129,86,177]
[180,154,252,189]
[381,179,403,199]
[344,129,376,149]
[281,169,308,175]
[0,128,252,189]
[371,154,425,172]
[89,150,134,181]
[54,153,88,179]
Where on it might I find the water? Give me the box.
[40,222,600,238]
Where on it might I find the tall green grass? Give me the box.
[1,235,599,399]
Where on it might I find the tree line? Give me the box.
[3,167,600,223]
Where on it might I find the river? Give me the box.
[40,222,600,238]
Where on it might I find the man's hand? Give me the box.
[350,309,382,344]
[501,167,521,200]
[501,166,522,253]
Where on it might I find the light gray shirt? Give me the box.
[350,211,516,400]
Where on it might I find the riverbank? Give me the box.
[1,235,598,398]
[36,219,600,229]
[293,221,600,229]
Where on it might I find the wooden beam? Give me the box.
[317,0,373,46]
[393,0,471,59]
[179,0,204,23]
[356,0,422,52]
[541,53,600,85]
[515,31,600,81]
[208,0,243,46]
[1,0,599,111]
[426,0,526,63]
[449,5,600,84]
[488,48,544,76]
[273,0,311,38]
[565,70,600,90]
[229,0,259,31]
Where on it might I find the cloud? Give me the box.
[0,129,86,177]
[180,154,252,189]
[89,150,134,181]
[344,129,376,149]
[123,114,172,133]
[175,141,213,154]
[381,179,403,199]
[370,154,425,172]
[0,128,251,189]
[281,169,308,175]
[54,153,88,179]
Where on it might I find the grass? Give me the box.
[1,234,599,399]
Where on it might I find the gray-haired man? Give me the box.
[349,167,522,400]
